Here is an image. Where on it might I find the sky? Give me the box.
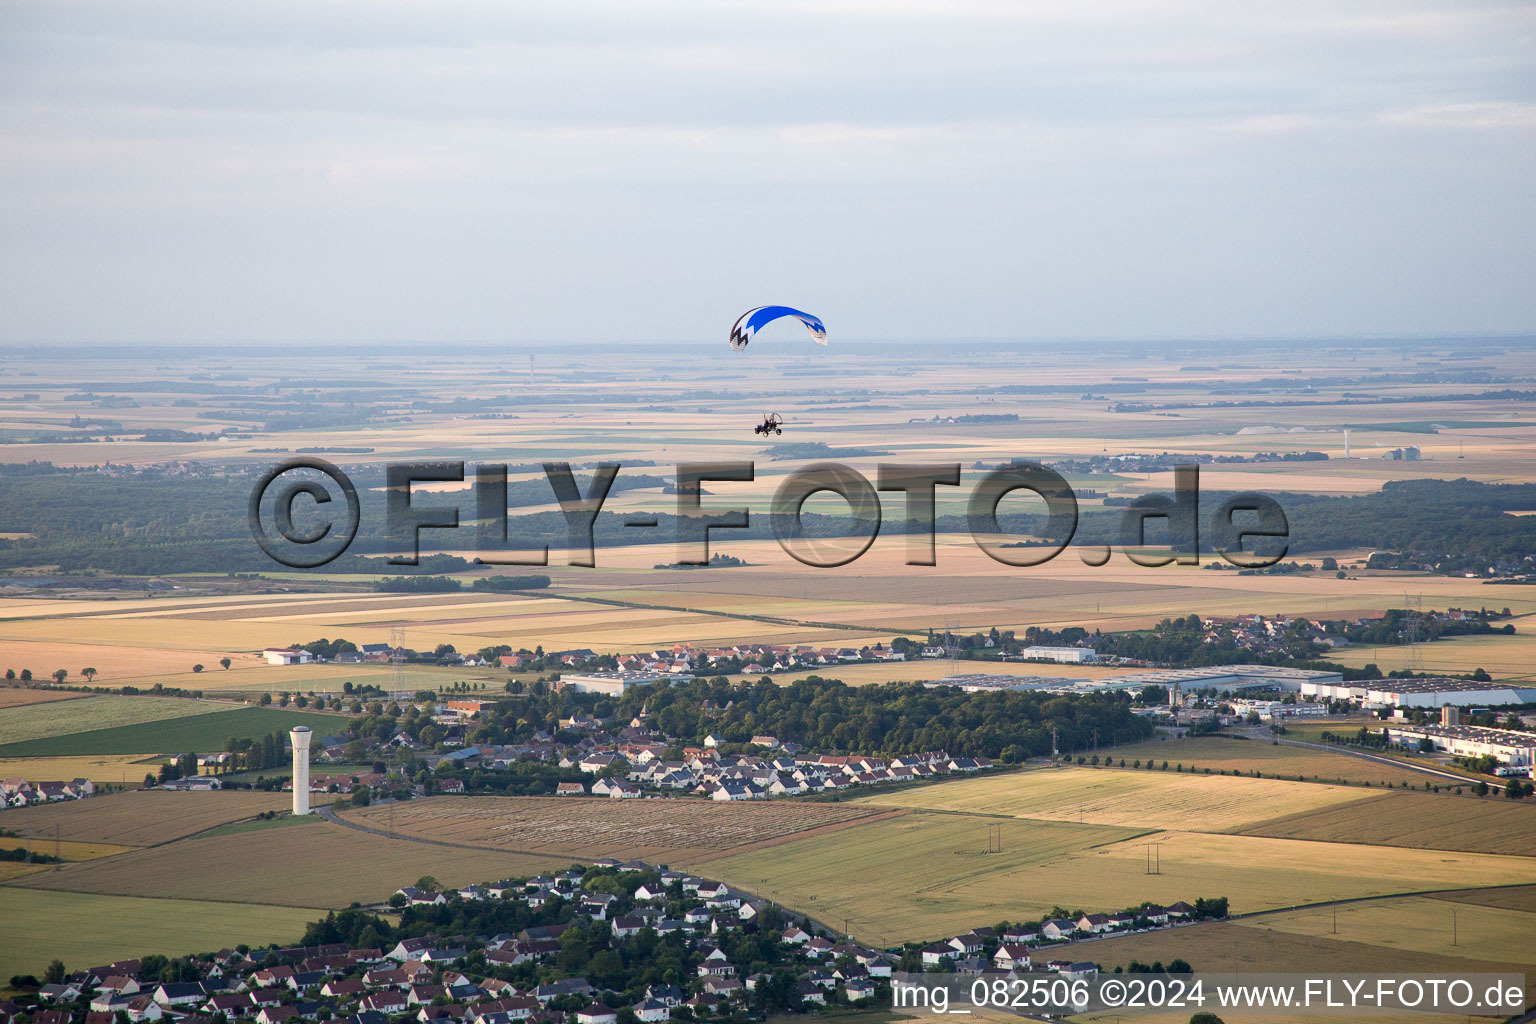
[0,0,1533,345]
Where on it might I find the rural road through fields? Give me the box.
[1271,734,1476,786]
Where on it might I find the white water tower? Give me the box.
[290,726,313,815]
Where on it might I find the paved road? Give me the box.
[1270,734,1475,786]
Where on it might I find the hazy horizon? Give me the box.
[2,0,1533,345]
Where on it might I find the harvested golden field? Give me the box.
[0,789,316,846]
[342,795,895,862]
[7,530,1535,665]
[705,813,1149,941]
[1102,734,1439,787]
[0,838,136,861]
[1055,917,1531,982]
[1246,895,1536,966]
[1331,632,1536,681]
[1236,789,1536,856]
[0,694,235,746]
[1429,884,1536,913]
[0,640,262,683]
[0,687,87,708]
[190,664,501,695]
[0,888,317,977]
[560,538,1536,638]
[707,813,1536,943]
[0,754,159,784]
[0,861,49,882]
[15,818,564,907]
[856,766,1376,832]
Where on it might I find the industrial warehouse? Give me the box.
[1298,677,1536,708]
[1383,721,1536,771]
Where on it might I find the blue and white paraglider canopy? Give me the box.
[728,305,828,352]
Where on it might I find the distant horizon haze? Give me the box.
[1,0,1532,344]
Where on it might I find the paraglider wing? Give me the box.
[728,306,827,351]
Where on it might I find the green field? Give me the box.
[0,887,317,976]
[0,695,228,746]
[0,706,350,756]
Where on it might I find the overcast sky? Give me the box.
[1,0,1532,344]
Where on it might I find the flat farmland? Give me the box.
[341,795,895,862]
[14,819,564,907]
[0,754,164,784]
[1236,789,1536,856]
[1331,632,1536,681]
[0,639,263,683]
[3,549,1534,670]
[704,813,1149,941]
[0,888,317,977]
[1054,917,1532,982]
[940,829,1536,927]
[192,664,499,695]
[0,705,350,756]
[1102,734,1438,787]
[0,789,317,845]
[558,539,1536,638]
[855,766,1376,832]
[0,687,87,708]
[0,861,49,882]
[706,813,1536,942]
[0,694,233,746]
[1430,884,1536,913]
[0,837,136,860]
[1248,895,1536,966]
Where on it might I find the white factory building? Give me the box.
[1298,677,1536,709]
[1383,723,1536,768]
[926,665,1342,697]
[558,670,693,696]
[1017,646,1096,664]
[263,647,314,666]
[1081,665,1342,695]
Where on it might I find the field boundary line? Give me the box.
[556,593,882,634]
[1273,735,1485,785]
[0,882,330,913]
[323,800,902,864]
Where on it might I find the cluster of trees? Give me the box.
[145,751,202,787]
[1338,607,1515,645]
[0,846,62,864]
[290,637,358,659]
[1092,615,1324,666]
[599,676,1153,761]
[1122,958,1194,973]
[217,729,303,773]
